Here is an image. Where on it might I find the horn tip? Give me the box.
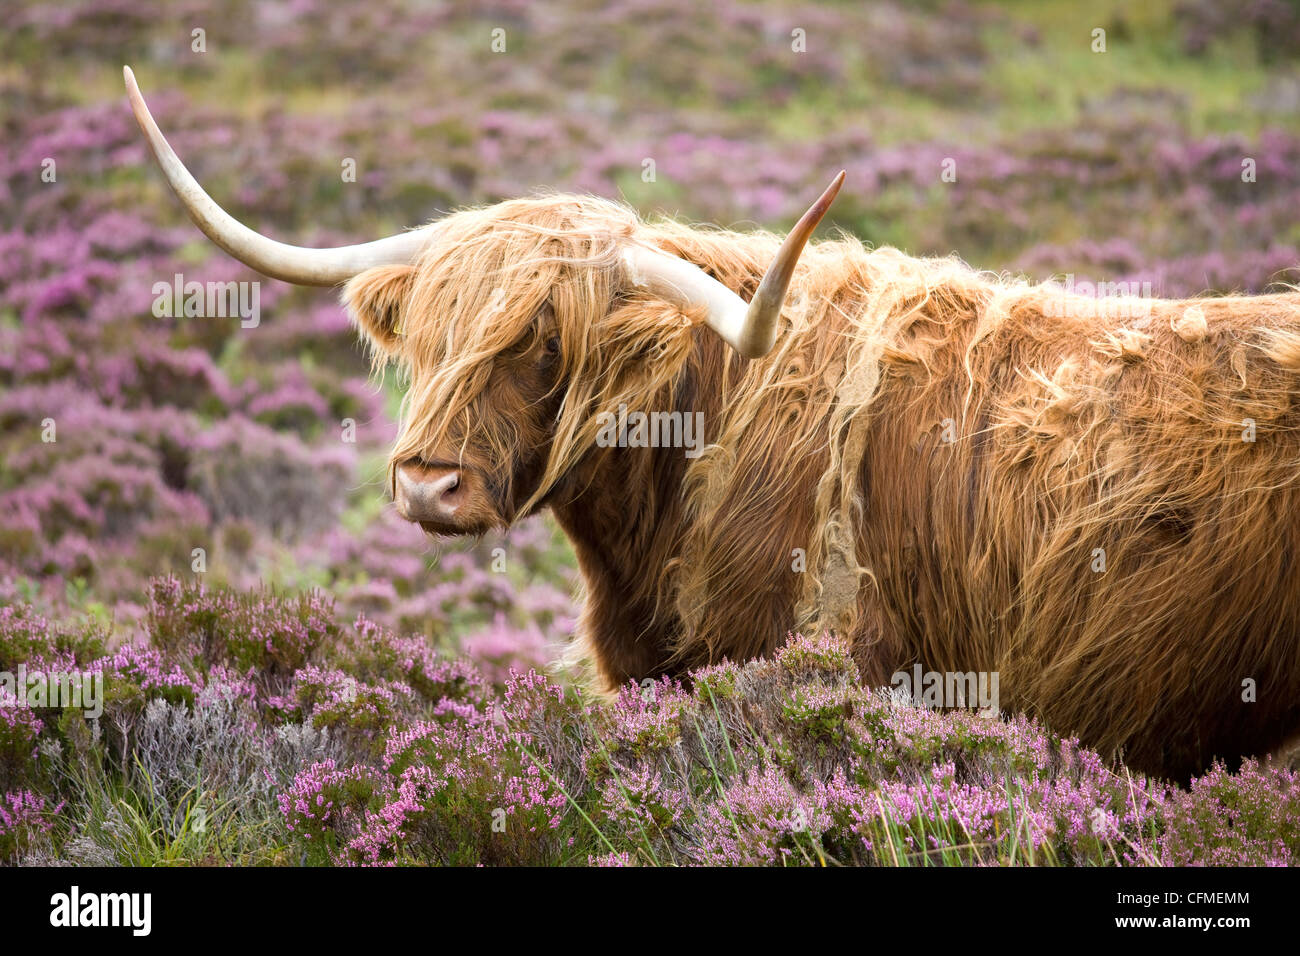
[123,65,142,103]
[824,170,846,201]
[802,171,845,226]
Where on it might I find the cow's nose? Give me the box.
[395,462,463,522]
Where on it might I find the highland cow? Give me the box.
[126,67,1300,781]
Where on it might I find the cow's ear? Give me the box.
[342,264,416,354]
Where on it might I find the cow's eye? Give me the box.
[543,336,561,358]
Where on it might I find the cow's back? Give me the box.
[849,286,1300,780]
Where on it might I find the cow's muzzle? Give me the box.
[394,460,467,524]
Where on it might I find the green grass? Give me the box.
[57,762,290,866]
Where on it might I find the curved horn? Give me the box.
[623,171,844,359]
[124,65,437,286]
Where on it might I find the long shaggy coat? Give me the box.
[345,194,1300,781]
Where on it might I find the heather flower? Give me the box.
[1155,759,1300,866]
[0,692,44,790]
[278,759,379,857]
[0,789,62,861]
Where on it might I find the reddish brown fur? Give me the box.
[344,194,1300,782]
